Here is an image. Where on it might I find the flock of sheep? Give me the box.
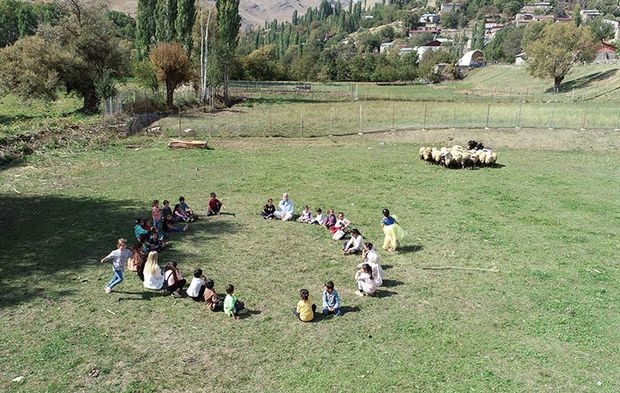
[418,140,498,169]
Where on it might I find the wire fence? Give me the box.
[159,100,620,139]
[104,85,620,139]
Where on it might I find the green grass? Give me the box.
[0,94,94,138]
[1,129,619,392]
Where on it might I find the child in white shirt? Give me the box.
[298,205,312,223]
[187,268,207,301]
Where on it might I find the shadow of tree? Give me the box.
[0,194,238,309]
[547,69,619,92]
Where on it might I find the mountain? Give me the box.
[107,1,377,27]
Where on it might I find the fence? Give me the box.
[159,100,620,139]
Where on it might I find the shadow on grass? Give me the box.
[397,245,424,254]
[237,309,262,320]
[375,289,398,298]
[550,69,619,92]
[382,279,404,288]
[0,194,238,309]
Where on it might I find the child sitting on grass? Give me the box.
[261,198,276,219]
[224,284,245,319]
[207,192,223,216]
[179,196,197,221]
[134,218,149,242]
[323,208,337,229]
[322,281,342,316]
[204,279,223,311]
[355,264,377,297]
[312,208,325,225]
[294,289,316,322]
[163,261,186,298]
[174,204,191,223]
[298,205,312,223]
[343,228,363,255]
[186,268,206,301]
[162,214,188,233]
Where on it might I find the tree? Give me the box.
[176,0,196,55]
[523,22,596,92]
[216,0,241,104]
[587,17,615,41]
[136,0,156,60]
[156,0,178,42]
[0,1,129,113]
[150,42,193,109]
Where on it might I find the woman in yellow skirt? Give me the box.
[381,208,405,252]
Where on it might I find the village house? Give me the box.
[521,2,552,14]
[419,13,441,25]
[594,41,618,63]
[580,9,602,23]
[439,2,464,14]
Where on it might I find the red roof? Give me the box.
[596,41,618,52]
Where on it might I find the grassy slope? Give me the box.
[0,131,618,392]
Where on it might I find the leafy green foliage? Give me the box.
[0,1,130,113]
[136,0,157,60]
[0,0,63,47]
[216,0,242,102]
[524,22,596,92]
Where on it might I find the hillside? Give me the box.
[107,0,380,26]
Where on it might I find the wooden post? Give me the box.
[268,108,272,135]
[452,104,457,129]
[391,103,395,130]
[422,103,428,129]
[301,108,304,137]
[330,106,334,130]
[581,106,588,130]
[359,104,363,133]
[485,104,490,129]
[549,104,555,130]
[516,101,523,128]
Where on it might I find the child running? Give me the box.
[100,238,133,294]
[294,289,316,322]
[322,281,342,316]
[224,284,245,320]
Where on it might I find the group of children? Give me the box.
[260,194,402,321]
[101,238,246,319]
[101,193,403,322]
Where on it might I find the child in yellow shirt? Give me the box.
[294,289,316,322]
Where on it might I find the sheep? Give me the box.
[419,144,497,169]
[418,146,426,159]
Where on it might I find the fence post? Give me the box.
[549,104,555,130]
[178,108,182,138]
[452,104,457,129]
[485,104,490,129]
[391,103,395,130]
[581,106,588,130]
[301,108,304,137]
[330,106,334,131]
[359,104,363,133]
[615,111,620,131]
[422,103,428,130]
[268,108,272,135]
[516,101,523,129]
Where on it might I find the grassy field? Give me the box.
[1,128,619,392]
[161,99,620,139]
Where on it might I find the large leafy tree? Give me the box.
[523,22,595,92]
[0,0,130,113]
[150,42,193,109]
[216,0,241,104]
